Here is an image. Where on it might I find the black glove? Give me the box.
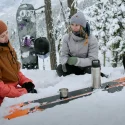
[29,89,37,93]
[22,82,37,93]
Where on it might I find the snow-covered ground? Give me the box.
[0,66,125,125]
[0,0,125,125]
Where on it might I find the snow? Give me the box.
[0,13,5,17]
[22,51,30,58]
[0,66,125,125]
[0,0,125,124]
[121,4,125,11]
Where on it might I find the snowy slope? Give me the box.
[0,66,125,125]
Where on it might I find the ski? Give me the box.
[4,79,125,120]
[8,87,93,114]
[4,91,93,120]
[8,76,125,111]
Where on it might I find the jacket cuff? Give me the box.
[61,58,68,65]
[75,58,80,66]
[62,64,67,72]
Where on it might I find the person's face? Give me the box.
[71,23,81,32]
[0,30,9,43]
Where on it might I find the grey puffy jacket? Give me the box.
[60,33,98,67]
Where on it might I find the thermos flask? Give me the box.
[91,59,101,89]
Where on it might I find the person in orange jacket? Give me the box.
[0,20,37,105]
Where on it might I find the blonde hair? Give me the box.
[80,26,88,46]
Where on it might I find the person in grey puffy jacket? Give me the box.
[56,12,98,77]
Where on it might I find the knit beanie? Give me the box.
[0,20,7,35]
[70,12,87,28]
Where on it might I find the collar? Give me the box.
[71,33,84,42]
[0,41,9,46]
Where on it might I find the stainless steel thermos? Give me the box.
[91,59,101,89]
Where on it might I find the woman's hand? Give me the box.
[67,57,78,65]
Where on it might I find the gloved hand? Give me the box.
[29,89,37,93]
[22,82,37,93]
[67,57,78,65]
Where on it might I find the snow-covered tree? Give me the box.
[85,0,125,67]
[107,0,125,67]
[52,1,70,56]
[79,0,96,10]
[85,0,112,66]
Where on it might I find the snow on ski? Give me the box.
[4,77,125,120]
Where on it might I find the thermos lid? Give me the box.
[92,60,100,68]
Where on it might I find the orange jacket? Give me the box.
[0,42,32,105]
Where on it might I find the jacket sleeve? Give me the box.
[60,34,70,65]
[0,69,22,98]
[75,35,98,67]
[0,81,23,98]
[18,71,33,86]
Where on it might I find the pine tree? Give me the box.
[85,0,125,67]
[85,0,112,66]
[107,0,125,67]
